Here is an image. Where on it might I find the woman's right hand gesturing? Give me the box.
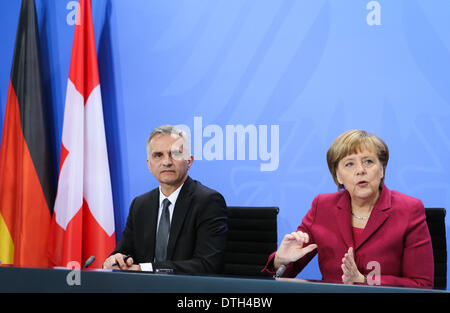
[274,231,318,270]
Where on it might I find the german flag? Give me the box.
[0,0,54,267]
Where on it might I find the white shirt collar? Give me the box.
[159,183,184,208]
[158,183,184,225]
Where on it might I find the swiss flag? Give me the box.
[48,0,115,268]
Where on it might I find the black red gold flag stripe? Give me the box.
[0,0,54,267]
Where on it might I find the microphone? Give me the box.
[274,265,286,278]
[83,256,96,268]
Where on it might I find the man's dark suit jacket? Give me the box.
[113,176,228,274]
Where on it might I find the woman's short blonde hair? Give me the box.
[326,129,389,190]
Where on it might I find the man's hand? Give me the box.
[103,253,137,270]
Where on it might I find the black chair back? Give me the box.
[425,208,447,289]
[224,206,279,277]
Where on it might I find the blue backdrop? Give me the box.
[1,0,449,287]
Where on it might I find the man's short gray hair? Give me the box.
[146,125,191,159]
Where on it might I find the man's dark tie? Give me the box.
[155,198,171,262]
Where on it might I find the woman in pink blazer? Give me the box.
[264,130,434,288]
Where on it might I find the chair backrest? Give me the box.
[224,206,279,277]
[425,208,447,289]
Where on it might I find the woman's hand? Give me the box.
[274,231,317,270]
[341,247,365,284]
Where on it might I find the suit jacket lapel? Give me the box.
[167,176,194,259]
[355,186,391,251]
[144,190,160,261]
[336,191,354,249]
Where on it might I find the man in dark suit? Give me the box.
[103,125,228,274]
